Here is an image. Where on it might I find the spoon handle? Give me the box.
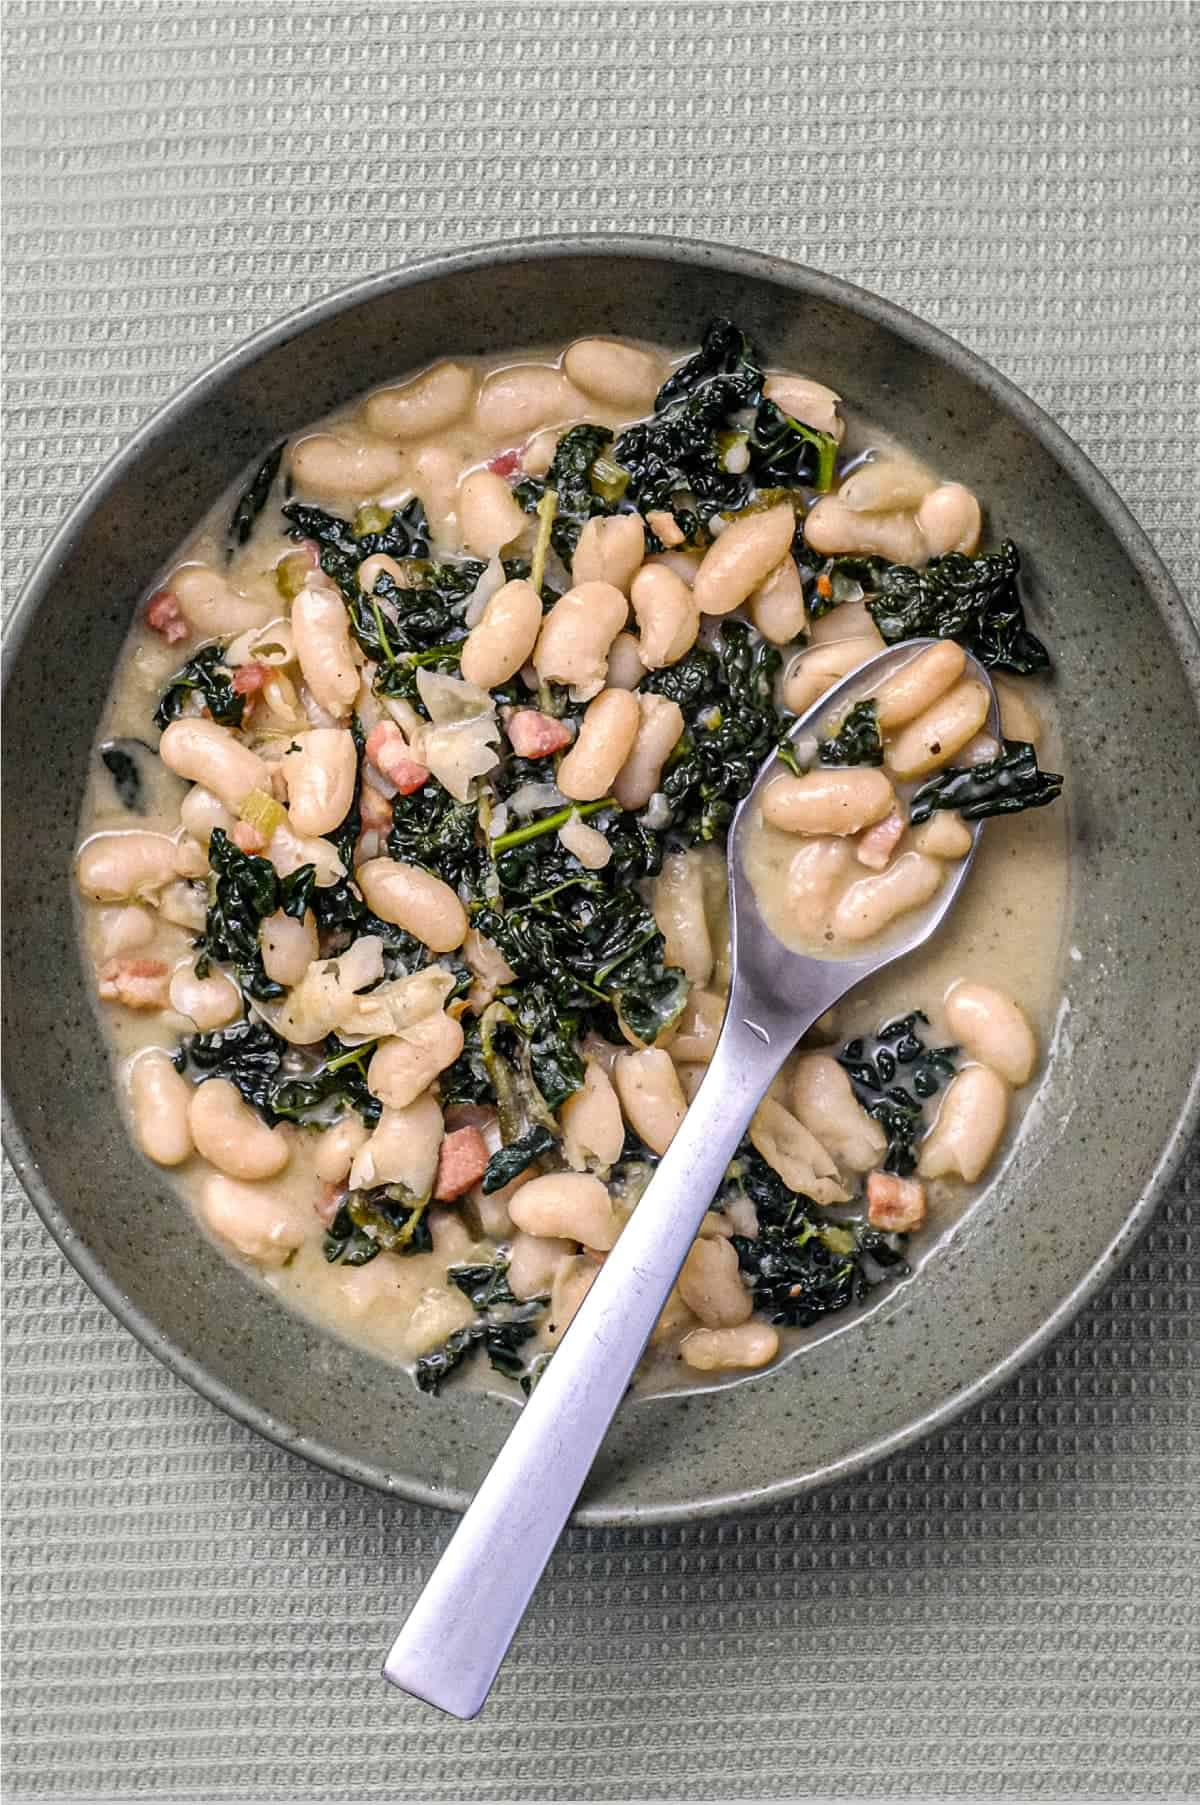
[382,1001,801,1718]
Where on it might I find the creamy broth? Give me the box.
[74,327,1068,1397]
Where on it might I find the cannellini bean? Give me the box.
[791,1053,887,1171]
[677,1236,752,1329]
[458,469,529,558]
[682,1320,780,1371]
[630,562,699,668]
[260,907,318,987]
[750,1095,849,1204]
[606,630,649,691]
[507,1231,576,1301]
[692,502,795,615]
[189,1078,289,1180]
[832,852,944,942]
[886,679,991,779]
[613,692,684,811]
[474,364,586,442]
[533,581,629,701]
[179,784,234,844]
[406,1284,478,1356]
[289,432,405,497]
[427,1204,476,1258]
[993,676,1043,744]
[779,836,856,934]
[653,850,713,984]
[561,1061,625,1174]
[158,880,208,932]
[944,980,1038,1086]
[803,496,927,564]
[408,444,463,538]
[572,513,646,595]
[364,361,476,439]
[545,1256,602,1344]
[77,831,178,901]
[173,834,210,879]
[356,552,410,596]
[557,688,640,802]
[916,482,982,556]
[225,616,297,669]
[807,599,881,645]
[558,813,611,869]
[460,578,543,689]
[159,717,270,812]
[291,586,360,719]
[962,732,1001,767]
[349,1093,444,1194]
[910,812,973,859]
[509,1171,619,1249]
[127,1050,193,1167]
[866,1171,927,1232]
[763,373,843,438]
[313,1116,370,1185]
[197,1172,307,1267]
[169,962,243,1030]
[563,337,662,410]
[838,453,936,515]
[280,727,357,836]
[762,767,895,837]
[669,989,726,1064]
[614,1049,687,1155]
[918,1064,1009,1183]
[463,927,515,1013]
[649,1284,698,1345]
[96,904,156,958]
[367,1012,465,1109]
[646,509,686,547]
[782,636,885,714]
[871,641,966,730]
[521,428,560,477]
[356,857,468,952]
[171,564,274,636]
[749,555,807,644]
[267,821,345,887]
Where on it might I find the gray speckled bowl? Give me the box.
[4,238,1198,1524]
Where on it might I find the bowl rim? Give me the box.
[4,231,1199,1524]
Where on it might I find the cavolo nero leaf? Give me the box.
[281,498,430,593]
[748,400,838,493]
[908,739,1064,823]
[513,424,618,560]
[866,540,1051,674]
[228,443,284,552]
[480,1125,555,1193]
[837,1011,958,1175]
[174,1021,383,1129]
[193,828,314,1000]
[154,643,244,730]
[818,699,884,767]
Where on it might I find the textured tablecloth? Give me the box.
[3,3,1198,1798]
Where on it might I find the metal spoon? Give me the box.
[384,638,996,1718]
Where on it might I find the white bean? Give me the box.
[520,429,560,477]
[916,482,982,556]
[832,852,944,942]
[313,1116,370,1185]
[267,821,345,887]
[807,599,881,646]
[289,432,405,497]
[749,555,807,644]
[189,1078,289,1180]
[179,784,234,844]
[692,502,795,615]
[571,513,646,595]
[169,962,243,1030]
[993,676,1043,744]
[197,1172,307,1267]
[886,679,991,779]
[225,615,297,669]
[364,361,476,440]
[779,836,856,933]
[409,444,463,540]
[561,1060,625,1174]
[803,496,927,564]
[474,365,586,442]
[356,553,410,596]
[280,727,357,837]
[790,1053,887,1171]
[762,768,896,837]
[507,1231,576,1301]
[460,578,543,689]
[557,687,640,802]
[159,717,270,812]
[910,812,973,859]
[944,981,1038,1086]
[96,904,156,958]
[674,1063,707,1104]
[127,1050,193,1167]
[653,850,713,984]
[681,1320,780,1371]
[458,469,530,558]
[259,908,318,987]
[606,630,649,691]
[613,693,684,811]
[77,831,178,901]
[677,1236,752,1329]
[669,988,726,1064]
[158,880,208,932]
[367,1013,465,1110]
[782,636,885,714]
[171,563,274,636]
[871,640,966,730]
[291,586,360,719]
[557,813,611,869]
[630,562,699,668]
[614,1049,687,1155]
[172,834,210,880]
[508,1171,619,1249]
[749,1095,849,1205]
[763,373,843,438]
[838,453,936,514]
[563,337,663,410]
[545,1256,602,1343]
[356,857,468,952]
[349,1093,444,1194]
[918,1064,1009,1182]
[533,581,629,701]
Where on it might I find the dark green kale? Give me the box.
[837,1012,958,1175]
[481,1125,556,1193]
[193,827,313,1000]
[448,1259,519,1311]
[173,1019,288,1119]
[228,443,284,551]
[345,1185,433,1254]
[387,784,483,887]
[268,1038,381,1128]
[865,541,1051,674]
[414,1302,547,1394]
[281,497,429,593]
[174,1021,382,1128]
[908,739,1064,823]
[748,400,838,492]
[513,424,617,561]
[154,643,244,730]
[818,699,884,766]
[652,317,763,412]
[323,1204,382,1267]
[100,741,147,812]
[478,999,571,1142]
[646,621,785,843]
[439,1014,493,1107]
[805,555,886,619]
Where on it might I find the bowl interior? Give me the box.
[4,243,1198,1522]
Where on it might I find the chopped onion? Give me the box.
[464,556,506,628]
[487,803,509,841]
[412,667,500,800]
[542,542,573,594]
[506,780,565,818]
[639,792,672,831]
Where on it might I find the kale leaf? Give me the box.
[653,317,763,412]
[837,1011,958,1175]
[481,1124,556,1193]
[282,498,429,593]
[193,827,313,1000]
[448,1259,519,1311]
[174,1021,382,1129]
[323,1205,382,1267]
[228,443,284,551]
[748,400,838,493]
[268,1038,381,1127]
[387,784,483,887]
[154,643,244,730]
[513,424,617,560]
[100,741,147,812]
[414,1302,547,1394]
[173,1020,288,1119]
[865,541,1051,674]
[908,738,1064,823]
[345,1185,432,1254]
[818,699,884,766]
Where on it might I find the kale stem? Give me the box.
[531,488,558,596]
[369,594,397,664]
[324,1039,377,1073]
[491,797,613,854]
[594,924,658,987]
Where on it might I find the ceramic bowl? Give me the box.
[4,238,1198,1523]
